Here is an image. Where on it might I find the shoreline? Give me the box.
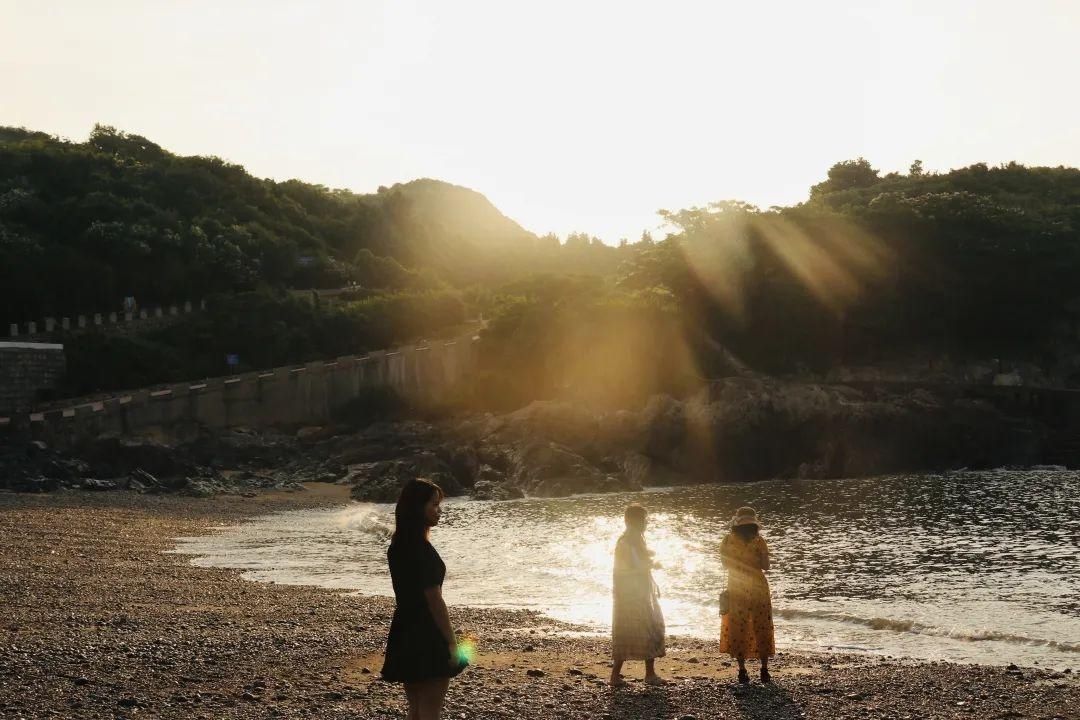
[1,488,1076,719]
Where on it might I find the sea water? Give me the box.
[172,468,1080,669]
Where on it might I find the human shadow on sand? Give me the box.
[607,683,670,719]
[732,682,803,720]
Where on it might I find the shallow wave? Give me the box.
[330,506,393,538]
[775,607,1080,653]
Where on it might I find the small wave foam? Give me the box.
[775,607,1080,653]
[332,506,392,538]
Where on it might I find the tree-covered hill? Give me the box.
[5,123,1080,402]
[475,158,1080,405]
[0,125,541,319]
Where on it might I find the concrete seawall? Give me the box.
[0,342,66,416]
[0,335,477,449]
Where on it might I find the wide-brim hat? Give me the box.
[731,506,761,528]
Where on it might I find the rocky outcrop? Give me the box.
[0,431,306,497]
[0,378,1049,500]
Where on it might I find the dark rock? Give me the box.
[184,479,218,498]
[295,426,330,444]
[512,442,604,494]
[498,401,600,451]
[620,452,683,487]
[444,445,480,487]
[126,468,159,492]
[347,452,463,502]
[6,474,59,493]
[81,478,117,491]
[526,669,545,677]
[641,395,687,460]
[80,436,195,479]
[470,480,524,501]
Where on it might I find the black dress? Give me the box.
[380,539,463,682]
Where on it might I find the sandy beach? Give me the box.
[1,486,1076,720]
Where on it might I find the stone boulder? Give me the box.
[327,420,440,465]
[440,444,480,488]
[505,441,640,498]
[496,401,601,452]
[183,426,297,468]
[80,436,198,479]
[470,480,524,501]
[347,451,464,502]
[620,452,687,487]
[81,478,117,491]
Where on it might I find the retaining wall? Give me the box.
[0,342,66,416]
[0,335,478,449]
[8,300,205,341]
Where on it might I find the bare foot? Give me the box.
[644,675,666,686]
[610,674,626,687]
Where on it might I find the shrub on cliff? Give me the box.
[59,289,467,394]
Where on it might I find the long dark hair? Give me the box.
[391,478,443,546]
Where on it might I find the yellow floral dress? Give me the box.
[719,533,775,659]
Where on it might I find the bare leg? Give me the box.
[416,676,450,720]
[760,655,771,683]
[644,658,664,684]
[610,657,625,686]
[404,682,421,720]
[737,657,749,683]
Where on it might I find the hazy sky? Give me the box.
[3,1,1079,243]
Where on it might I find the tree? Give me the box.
[810,157,881,196]
[563,231,591,250]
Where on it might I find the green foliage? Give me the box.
[0,127,544,320]
[620,162,1080,370]
[60,289,467,395]
[810,157,881,196]
[6,123,1080,403]
[477,159,1080,401]
[61,333,187,396]
[472,274,697,409]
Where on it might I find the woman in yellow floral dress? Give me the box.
[719,506,775,683]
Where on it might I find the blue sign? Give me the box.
[225,354,240,367]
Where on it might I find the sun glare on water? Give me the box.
[540,511,707,629]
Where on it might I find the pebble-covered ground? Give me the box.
[0,488,1076,719]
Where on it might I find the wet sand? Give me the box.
[0,487,1076,719]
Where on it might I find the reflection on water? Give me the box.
[173,468,1080,668]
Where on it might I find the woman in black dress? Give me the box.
[381,479,465,719]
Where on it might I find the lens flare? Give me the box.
[455,637,476,665]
